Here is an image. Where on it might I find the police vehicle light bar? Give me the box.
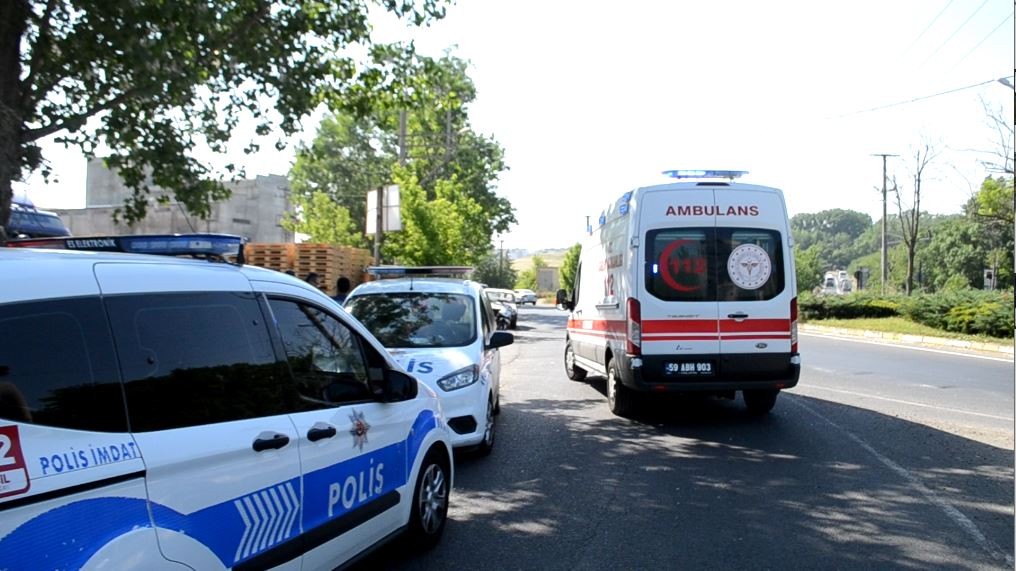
[8,233,246,262]
[367,265,474,278]
[663,169,748,180]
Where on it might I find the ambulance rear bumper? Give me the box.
[618,352,800,392]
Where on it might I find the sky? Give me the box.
[20,0,1015,251]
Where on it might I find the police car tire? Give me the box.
[743,389,779,415]
[564,340,587,381]
[606,359,635,417]
[475,397,496,456]
[407,448,450,550]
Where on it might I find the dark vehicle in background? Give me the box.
[485,288,518,329]
[8,196,70,238]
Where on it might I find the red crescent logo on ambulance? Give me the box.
[658,239,702,292]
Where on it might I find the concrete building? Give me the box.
[537,267,560,292]
[53,159,293,243]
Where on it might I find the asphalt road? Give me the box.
[359,306,1015,570]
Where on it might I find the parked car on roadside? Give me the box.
[346,267,514,456]
[0,234,453,570]
[485,288,519,329]
[514,289,538,305]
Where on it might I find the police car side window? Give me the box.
[480,296,493,338]
[105,292,298,432]
[0,298,127,432]
[267,299,372,407]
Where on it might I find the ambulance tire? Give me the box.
[743,389,780,415]
[606,358,635,417]
[406,448,450,550]
[564,340,587,381]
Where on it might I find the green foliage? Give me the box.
[898,290,1014,338]
[560,243,581,293]
[289,114,396,236]
[530,254,548,270]
[473,252,517,289]
[381,167,486,266]
[281,191,363,247]
[971,176,1015,225]
[917,216,984,291]
[288,52,513,259]
[794,245,824,292]
[792,209,873,269]
[797,291,901,321]
[515,269,538,291]
[2,0,447,236]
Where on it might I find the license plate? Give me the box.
[664,361,713,376]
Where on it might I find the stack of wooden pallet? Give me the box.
[245,243,371,296]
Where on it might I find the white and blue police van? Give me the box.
[0,234,453,570]
[344,267,513,456]
[558,170,801,417]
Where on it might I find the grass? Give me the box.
[806,316,1014,346]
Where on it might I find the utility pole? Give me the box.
[872,153,897,294]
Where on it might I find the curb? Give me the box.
[800,324,1014,357]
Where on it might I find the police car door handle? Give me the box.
[252,433,290,452]
[307,425,337,442]
[727,312,749,320]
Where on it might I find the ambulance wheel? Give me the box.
[406,449,450,549]
[564,340,587,381]
[475,397,496,456]
[743,389,779,415]
[606,358,635,417]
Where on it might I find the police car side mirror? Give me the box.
[382,369,418,402]
[487,330,513,349]
[555,289,573,311]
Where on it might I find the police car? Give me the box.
[0,234,454,570]
[344,267,513,455]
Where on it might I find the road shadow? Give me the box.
[356,388,1014,570]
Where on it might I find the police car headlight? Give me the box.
[437,365,479,391]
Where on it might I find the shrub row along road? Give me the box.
[359,307,1014,570]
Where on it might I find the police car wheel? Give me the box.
[407,450,450,549]
[606,359,635,417]
[564,341,587,381]
[743,389,779,415]
[476,397,496,456]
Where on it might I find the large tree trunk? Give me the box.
[0,1,30,244]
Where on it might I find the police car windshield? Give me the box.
[345,292,477,348]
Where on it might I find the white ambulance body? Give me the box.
[559,171,800,416]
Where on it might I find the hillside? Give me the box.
[511,248,568,271]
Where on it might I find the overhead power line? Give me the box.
[836,76,1005,117]
[901,0,955,57]
[921,0,990,66]
[949,12,1014,70]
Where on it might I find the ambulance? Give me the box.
[557,170,800,417]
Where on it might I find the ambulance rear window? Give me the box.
[646,227,785,302]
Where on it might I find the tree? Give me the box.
[288,114,396,237]
[473,252,517,289]
[791,209,872,269]
[560,243,581,293]
[289,53,514,257]
[794,245,824,292]
[894,142,938,295]
[0,0,446,243]
[381,167,486,266]
[281,191,362,247]
[918,216,987,291]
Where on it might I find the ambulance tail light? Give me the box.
[626,297,641,356]
[790,296,798,353]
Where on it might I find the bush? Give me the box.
[798,291,901,321]
[901,290,1014,338]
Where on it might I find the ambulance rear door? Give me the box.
[713,188,793,356]
[638,187,720,373]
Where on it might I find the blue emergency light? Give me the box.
[367,265,474,278]
[663,169,748,180]
[8,233,246,262]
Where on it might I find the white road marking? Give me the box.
[800,332,1014,363]
[797,383,1015,422]
[789,397,1015,567]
